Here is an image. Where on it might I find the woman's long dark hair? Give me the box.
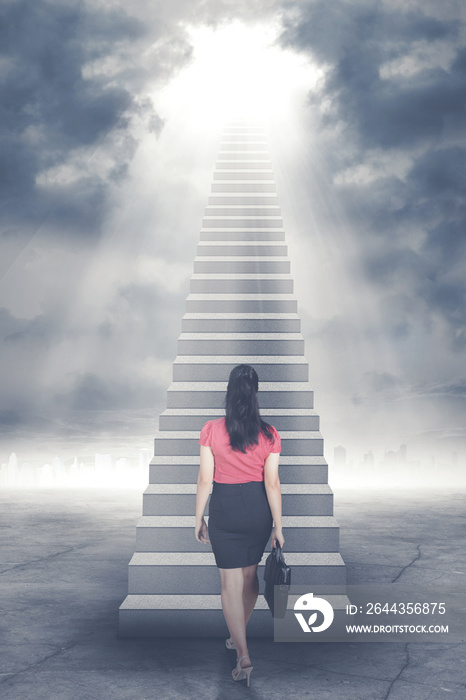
[225,364,274,453]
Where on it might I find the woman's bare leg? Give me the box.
[242,563,259,624]
[223,563,259,666]
[219,567,250,664]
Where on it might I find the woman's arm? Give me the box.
[195,445,214,543]
[263,451,285,547]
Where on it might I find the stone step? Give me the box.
[204,206,281,216]
[202,221,283,232]
[185,294,297,313]
[166,380,313,407]
[134,515,340,552]
[150,454,327,466]
[221,127,266,131]
[193,258,291,274]
[211,154,273,163]
[153,430,323,456]
[149,457,328,484]
[181,313,300,333]
[127,551,345,594]
[217,157,270,163]
[142,484,332,516]
[222,129,266,133]
[207,203,279,210]
[159,407,318,430]
[199,229,284,241]
[221,132,267,137]
[215,163,273,171]
[119,593,349,637]
[224,121,264,126]
[218,150,270,157]
[216,149,270,155]
[219,141,267,145]
[143,482,331,494]
[221,132,267,136]
[197,242,287,256]
[219,144,269,148]
[216,157,271,163]
[221,136,266,140]
[221,126,266,131]
[217,155,270,161]
[211,183,276,193]
[196,249,287,256]
[219,140,268,146]
[221,135,268,141]
[221,134,268,139]
[172,355,308,382]
[198,240,286,248]
[177,332,303,356]
[223,125,265,130]
[190,274,292,295]
[208,195,279,204]
[206,201,278,208]
[215,150,271,156]
[217,150,269,155]
[202,218,283,228]
[213,173,274,181]
[220,143,268,150]
[165,379,312,392]
[204,205,280,211]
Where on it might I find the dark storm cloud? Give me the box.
[343,143,466,346]
[0,0,187,258]
[281,0,466,350]
[411,147,466,265]
[282,1,461,149]
[0,1,142,178]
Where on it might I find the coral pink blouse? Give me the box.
[198,417,281,484]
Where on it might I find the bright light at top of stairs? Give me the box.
[156,20,321,126]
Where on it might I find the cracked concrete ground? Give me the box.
[0,487,465,699]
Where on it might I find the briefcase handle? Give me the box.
[272,541,284,560]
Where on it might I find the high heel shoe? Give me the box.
[232,655,253,687]
[225,637,236,650]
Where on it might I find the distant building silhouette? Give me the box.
[7,453,18,484]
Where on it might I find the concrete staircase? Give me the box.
[119,123,346,637]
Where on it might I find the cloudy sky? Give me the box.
[1,0,465,474]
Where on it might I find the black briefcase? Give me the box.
[263,543,291,618]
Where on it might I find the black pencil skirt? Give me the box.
[207,480,273,569]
